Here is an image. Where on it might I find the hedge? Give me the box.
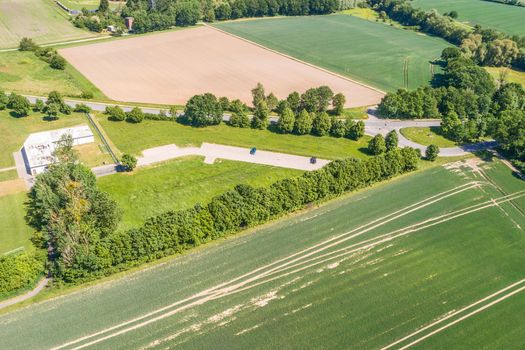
[0,251,46,299]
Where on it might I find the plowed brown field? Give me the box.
[59,26,384,107]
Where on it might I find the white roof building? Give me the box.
[22,125,94,175]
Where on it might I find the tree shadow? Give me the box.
[9,110,27,118]
[359,147,373,156]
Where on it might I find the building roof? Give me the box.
[23,125,93,169]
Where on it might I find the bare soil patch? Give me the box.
[59,27,384,107]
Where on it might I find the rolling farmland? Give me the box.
[0,0,95,49]
[59,26,383,107]
[411,0,525,36]
[1,158,524,349]
[213,15,449,92]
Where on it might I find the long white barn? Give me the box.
[22,125,94,175]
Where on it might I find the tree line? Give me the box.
[19,139,419,283]
[78,0,339,34]
[106,84,366,141]
[367,0,525,71]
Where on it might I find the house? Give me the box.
[22,125,94,176]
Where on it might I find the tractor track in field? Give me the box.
[53,181,525,350]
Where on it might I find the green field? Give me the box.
[58,0,123,11]
[0,50,106,99]
[97,116,371,160]
[400,126,458,148]
[0,110,111,168]
[99,157,302,229]
[213,15,449,92]
[0,193,34,255]
[411,0,525,36]
[0,0,96,49]
[486,67,525,88]
[1,157,524,348]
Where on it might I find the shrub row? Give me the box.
[62,148,420,281]
[0,251,46,299]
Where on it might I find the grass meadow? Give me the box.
[400,126,457,148]
[1,157,524,348]
[0,193,34,255]
[99,157,302,229]
[0,0,95,49]
[97,116,372,160]
[214,15,448,92]
[411,0,525,36]
[0,51,106,99]
[486,67,525,88]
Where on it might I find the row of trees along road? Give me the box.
[105,83,366,141]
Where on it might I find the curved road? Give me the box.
[23,95,495,157]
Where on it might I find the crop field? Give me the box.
[213,15,449,92]
[98,157,302,229]
[59,26,384,108]
[411,0,525,36]
[1,157,524,349]
[97,115,371,160]
[0,110,111,168]
[0,0,95,49]
[0,51,105,99]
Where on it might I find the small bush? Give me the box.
[105,105,126,121]
[80,91,94,99]
[74,103,92,113]
[425,144,440,161]
[19,37,37,51]
[126,107,144,123]
[120,154,137,172]
[49,55,67,70]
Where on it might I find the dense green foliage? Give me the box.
[121,0,339,33]
[43,148,419,281]
[120,154,138,172]
[0,252,46,298]
[182,93,223,127]
[425,144,439,161]
[26,138,122,281]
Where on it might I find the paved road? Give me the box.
[23,95,495,157]
[92,143,328,177]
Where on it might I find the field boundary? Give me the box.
[206,23,386,96]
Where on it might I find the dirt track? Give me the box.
[59,26,384,107]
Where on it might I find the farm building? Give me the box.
[22,125,94,175]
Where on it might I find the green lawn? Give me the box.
[0,0,96,49]
[400,126,457,148]
[0,50,106,99]
[0,193,34,255]
[99,156,302,229]
[0,169,18,182]
[411,0,525,36]
[214,15,448,92]
[1,157,524,348]
[0,110,111,168]
[98,116,372,160]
